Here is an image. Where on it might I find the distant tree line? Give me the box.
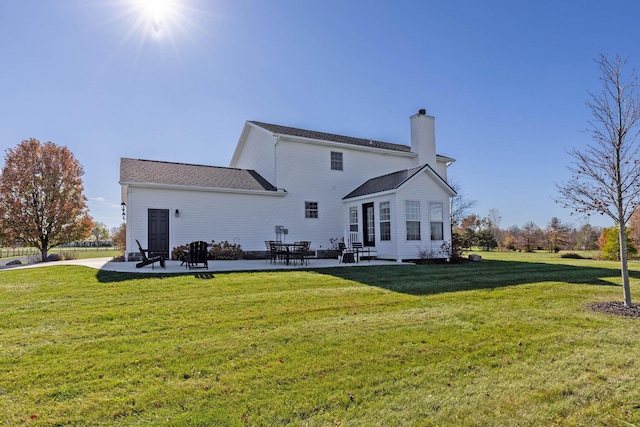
[452,207,640,261]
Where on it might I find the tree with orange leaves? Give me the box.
[0,139,93,261]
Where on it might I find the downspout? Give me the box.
[121,184,130,261]
[273,136,280,189]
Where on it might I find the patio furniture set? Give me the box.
[135,239,373,270]
[338,242,371,263]
[265,241,312,266]
[135,239,210,270]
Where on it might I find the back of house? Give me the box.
[119,108,456,262]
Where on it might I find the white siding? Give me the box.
[126,186,287,255]
[435,160,448,182]
[395,173,452,260]
[261,139,414,252]
[231,126,277,186]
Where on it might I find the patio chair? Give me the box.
[292,241,311,266]
[269,241,287,264]
[338,242,356,264]
[186,240,209,269]
[135,239,165,269]
[351,242,370,262]
[265,240,281,264]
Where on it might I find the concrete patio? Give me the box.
[0,256,408,274]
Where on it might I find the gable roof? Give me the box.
[249,121,413,153]
[120,158,277,191]
[343,164,456,200]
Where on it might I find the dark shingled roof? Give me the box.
[249,121,412,153]
[342,164,456,199]
[120,158,277,191]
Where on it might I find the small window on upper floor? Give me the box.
[331,151,343,171]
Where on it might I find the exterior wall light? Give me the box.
[175,209,180,217]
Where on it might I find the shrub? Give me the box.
[560,251,586,259]
[61,251,78,260]
[172,241,244,260]
[209,240,242,260]
[599,227,637,260]
[171,244,189,261]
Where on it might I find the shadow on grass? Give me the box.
[95,270,214,283]
[315,259,635,296]
[94,259,637,297]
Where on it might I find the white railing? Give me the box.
[343,230,361,247]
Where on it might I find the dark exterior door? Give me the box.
[148,209,169,257]
[362,202,375,247]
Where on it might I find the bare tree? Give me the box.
[449,181,477,229]
[519,221,542,252]
[556,55,640,307]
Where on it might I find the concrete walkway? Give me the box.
[0,257,407,274]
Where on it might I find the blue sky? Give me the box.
[1,0,639,231]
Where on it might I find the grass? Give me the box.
[1,247,121,261]
[2,251,640,425]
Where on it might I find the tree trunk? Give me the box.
[40,236,48,262]
[619,220,633,307]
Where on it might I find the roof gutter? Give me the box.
[120,181,288,197]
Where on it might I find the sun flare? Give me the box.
[137,0,175,29]
[128,0,181,40]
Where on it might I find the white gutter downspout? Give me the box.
[274,136,280,189]
[121,184,130,261]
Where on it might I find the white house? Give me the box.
[119,109,456,262]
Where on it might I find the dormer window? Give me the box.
[331,151,343,170]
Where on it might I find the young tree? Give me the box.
[545,217,572,253]
[519,221,542,252]
[502,228,517,251]
[574,223,601,251]
[599,227,637,260]
[556,55,640,307]
[0,139,93,261]
[449,181,476,229]
[477,229,498,251]
[92,222,110,247]
[113,223,126,253]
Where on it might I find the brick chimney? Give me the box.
[410,108,436,167]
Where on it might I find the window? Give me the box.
[331,151,343,170]
[380,201,391,241]
[305,201,318,218]
[430,202,444,240]
[349,207,358,232]
[405,200,421,240]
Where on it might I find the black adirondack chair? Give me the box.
[338,242,356,263]
[351,242,370,262]
[187,241,209,269]
[135,239,165,269]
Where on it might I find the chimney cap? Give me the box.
[418,109,426,115]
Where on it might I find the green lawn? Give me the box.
[2,251,640,426]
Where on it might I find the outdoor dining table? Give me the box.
[272,243,297,265]
[273,242,311,265]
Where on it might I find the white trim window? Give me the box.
[405,200,421,241]
[430,202,444,240]
[305,201,319,218]
[349,206,358,232]
[380,201,391,241]
[331,151,343,171]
